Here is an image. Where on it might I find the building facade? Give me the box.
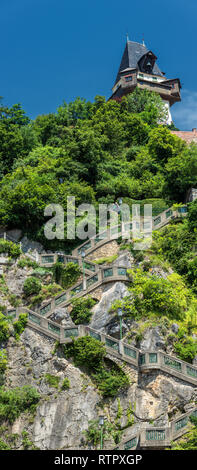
[110,40,181,124]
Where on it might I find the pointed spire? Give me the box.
[126,33,129,43]
[142,36,145,47]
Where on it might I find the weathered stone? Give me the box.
[139,327,166,352]
[171,323,179,334]
[90,282,130,331]
[87,241,119,261]
[50,308,73,325]
[113,250,134,269]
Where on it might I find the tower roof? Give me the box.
[115,40,164,85]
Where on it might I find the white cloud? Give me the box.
[171,89,197,130]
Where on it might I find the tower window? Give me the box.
[125,75,132,82]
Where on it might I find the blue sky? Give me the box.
[1,0,197,130]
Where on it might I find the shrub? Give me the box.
[0,313,11,343]
[44,374,60,388]
[0,350,8,373]
[13,313,28,340]
[52,262,81,289]
[93,365,130,398]
[23,276,42,296]
[94,255,118,265]
[61,378,70,390]
[0,439,11,450]
[63,337,129,398]
[64,336,106,371]
[0,240,21,258]
[18,257,38,269]
[70,296,96,325]
[124,268,189,321]
[0,386,40,423]
[174,337,197,363]
[83,419,115,447]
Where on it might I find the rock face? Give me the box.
[20,236,44,255]
[2,250,197,450]
[5,266,27,295]
[4,326,197,450]
[136,371,197,425]
[90,282,130,331]
[113,250,134,269]
[139,327,166,352]
[86,241,119,261]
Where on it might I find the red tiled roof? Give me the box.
[171,129,197,144]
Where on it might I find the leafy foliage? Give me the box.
[23,276,42,296]
[0,240,21,258]
[123,268,190,321]
[63,336,129,397]
[0,312,11,343]
[0,350,8,373]
[171,416,197,450]
[52,261,81,289]
[44,374,60,389]
[61,377,70,390]
[0,385,40,423]
[13,313,28,340]
[70,296,96,325]
[0,90,196,251]
[64,336,106,370]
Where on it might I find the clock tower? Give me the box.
[110,39,181,124]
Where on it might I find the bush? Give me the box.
[70,296,96,325]
[23,276,42,296]
[0,313,11,343]
[93,365,130,398]
[0,350,8,373]
[83,419,116,447]
[44,374,60,388]
[124,268,189,321]
[18,257,38,269]
[0,439,11,450]
[53,262,81,289]
[61,378,70,390]
[13,313,28,340]
[64,336,106,371]
[0,385,40,423]
[0,240,21,258]
[63,337,129,398]
[174,337,197,363]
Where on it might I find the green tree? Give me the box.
[148,126,185,163]
[65,336,106,371]
[23,277,42,297]
[0,122,24,175]
[126,88,168,124]
[164,144,197,200]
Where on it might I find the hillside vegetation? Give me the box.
[0,90,197,450]
[0,91,197,251]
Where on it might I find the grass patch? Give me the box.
[93,255,118,265]
[44,374,60,389]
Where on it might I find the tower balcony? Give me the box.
[110,70,181,106]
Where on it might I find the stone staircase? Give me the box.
[113,406,197,450]
[7,310,197,387]
[0,204,188,264]
[4,202,196,449]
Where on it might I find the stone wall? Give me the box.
[86,240,119,261]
